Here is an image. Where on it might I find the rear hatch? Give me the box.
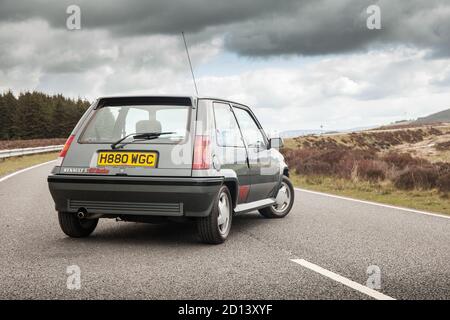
[60,96,195,177]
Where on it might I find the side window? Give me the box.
[232,107,266,148]
[213,102,244,147]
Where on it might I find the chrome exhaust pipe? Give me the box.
[77,211,86,219]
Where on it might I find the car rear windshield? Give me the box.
[80,104,190,144]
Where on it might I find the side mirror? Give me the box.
[269,137,283,149]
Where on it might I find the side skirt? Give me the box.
[234,198,276,214]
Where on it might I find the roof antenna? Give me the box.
[181,32,199,96]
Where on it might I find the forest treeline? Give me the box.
[0,91,90,140]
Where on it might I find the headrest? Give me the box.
[135,119,162,134]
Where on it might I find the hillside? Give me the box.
[281,108,450,138]
[284,125,450,163]
[414,108,450,124]
[282,124,450,214]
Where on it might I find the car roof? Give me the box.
[96,95,251,109]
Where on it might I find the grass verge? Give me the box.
[291,174,450,215]
[0,152,59,177]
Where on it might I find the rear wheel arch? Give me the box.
[223,179,238,209]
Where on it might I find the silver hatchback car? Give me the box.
[48,96,294,244]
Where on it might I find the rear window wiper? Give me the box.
[111,132,175,149]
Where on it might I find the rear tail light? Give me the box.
[57,135,75,165]
[192,135,211,170]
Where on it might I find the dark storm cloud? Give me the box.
[224,0,450,57]
[0,0,299,35]
[0,0,449,57]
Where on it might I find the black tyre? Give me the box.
[197,186,232,244]
[58,212,98,238]
[259,176,295,218]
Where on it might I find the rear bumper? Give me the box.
[47,174,223,217]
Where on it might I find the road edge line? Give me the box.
[0,160,56,183]
[291,259,395,300]
[295,187,450,220]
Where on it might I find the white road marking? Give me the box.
[0,160,56,183]
[295,187,450,220]
[291,259,395,300]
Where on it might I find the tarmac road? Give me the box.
[0,161,449,299]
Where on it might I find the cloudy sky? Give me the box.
[1,0,450,131]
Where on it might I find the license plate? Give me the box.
[97,151,157,167]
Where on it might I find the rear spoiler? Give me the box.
[95,96,194,109]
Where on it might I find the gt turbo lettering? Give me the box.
[61,167,110,174]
